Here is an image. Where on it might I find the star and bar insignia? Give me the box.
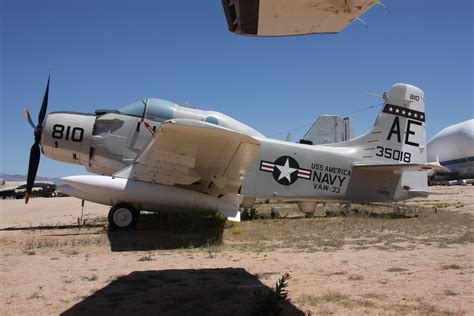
[260,156,311,186]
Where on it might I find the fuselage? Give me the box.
[41,83,430,211]
[41,99,263,176]
[427,119,474,181]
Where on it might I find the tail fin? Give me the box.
[339,83,431,201]
[348,83,427,164]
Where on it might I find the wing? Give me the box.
[222,0,378,36]
[114,119,261,197]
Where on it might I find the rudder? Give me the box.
[342,83,430,201]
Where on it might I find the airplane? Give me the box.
[301,115,353,145]
[427,119,474,183]
[23,78,443,229]
[221,0,382,37]
[0,181,57,200]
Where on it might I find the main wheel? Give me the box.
[108,203,140,230]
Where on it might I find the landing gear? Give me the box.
[108,203,140,230]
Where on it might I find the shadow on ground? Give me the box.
[107,212,226,251]
[61,268,304,316]
[0,224,104,231]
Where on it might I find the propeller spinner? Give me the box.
[23,76,50,204]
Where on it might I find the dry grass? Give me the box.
[223,202,473,253]
[298,292,375,309]
[80,275,98,282]
[348,274,364,281]
[1,199,470,257]
[138,254,154,262]
[441,264,463,270]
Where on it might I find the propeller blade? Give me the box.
[25,142,41,204]
[37,75,50,128]
[23,108,37,131]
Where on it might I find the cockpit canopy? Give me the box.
[118,98,177,121]
[116,98,264,138]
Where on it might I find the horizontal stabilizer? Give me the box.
[353,162,447,173]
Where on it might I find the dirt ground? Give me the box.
[1,186,473,315]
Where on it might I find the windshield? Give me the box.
[118,98,177,121]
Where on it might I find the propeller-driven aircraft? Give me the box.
[24,79,442,229]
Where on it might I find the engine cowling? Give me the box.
[41,112,95,166]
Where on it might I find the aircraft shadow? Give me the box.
[107,212,226,252]
[61,268,304,316]
[0,224,103,231]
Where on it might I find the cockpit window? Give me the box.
[118,101,145,117]
[145,99,176,120]
[118,99,177,120]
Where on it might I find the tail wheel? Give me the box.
[108,203,140,230]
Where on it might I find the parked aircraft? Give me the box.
[0,181,56,199]
[222,0,380,36]
[427,119,474,182]
[23,78,442,229]
[301,115,353,145]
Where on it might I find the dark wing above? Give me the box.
[222,0,378,36]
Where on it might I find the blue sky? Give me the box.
[1,0,472,178]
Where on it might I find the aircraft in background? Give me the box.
[427,119,474,183]
[0,181,56,199]
[23,79,442,229]
[222,0,381,36]
[300,115,353,145]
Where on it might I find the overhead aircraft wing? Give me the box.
[114,119,261,197]
[222,0,378,36]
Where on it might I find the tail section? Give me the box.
[348,83,427,164]
[338,83,434,201]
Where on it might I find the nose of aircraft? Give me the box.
[41,111,95,166]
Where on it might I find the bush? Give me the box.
[252,273,291,316]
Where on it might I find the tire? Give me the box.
[108,203,140,230]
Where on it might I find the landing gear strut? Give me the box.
[108,203,140,230]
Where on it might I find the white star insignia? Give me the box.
[402,111,406,115]
[389,107,393,112]
[276,158,297,182]
[420,115,424,119]
[395,108,400,113]
[408,112,412,116]
[414,113,418,118]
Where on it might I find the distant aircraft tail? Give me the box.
[302,115,352,145]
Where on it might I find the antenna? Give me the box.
[376,2,391,14]
[141,98,149,122]
[356,17,368,29]
[362,91,384,99]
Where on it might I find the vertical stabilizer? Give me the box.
[348,83,427,164]
[343,83,429,200]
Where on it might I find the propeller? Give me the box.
[23,76,50,204]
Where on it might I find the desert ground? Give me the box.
[1,186,473,315]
